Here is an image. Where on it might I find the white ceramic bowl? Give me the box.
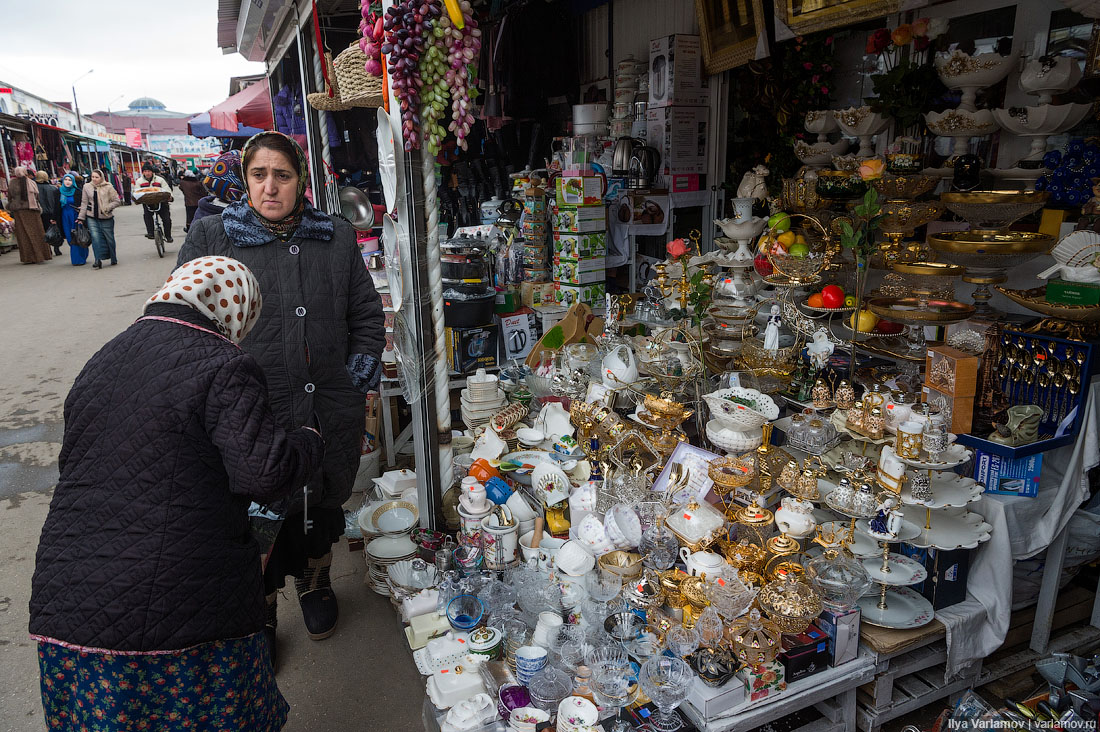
[705,419,764,452]
[704,387,779,430]
[555,540,596,576]
[604,504,642,549]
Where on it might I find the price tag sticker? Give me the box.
[684,513,692,520]
[717,578,726,586]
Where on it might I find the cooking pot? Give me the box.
[572,103,609,126]
[339,186,375,230]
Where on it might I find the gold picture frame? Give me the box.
[1087,21,1100,78]
[779,0,898,36]
[696,0,766,75]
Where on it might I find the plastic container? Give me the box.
[444,290,496,328]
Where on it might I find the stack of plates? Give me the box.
[461,387,506,430]
[364,534,418,596]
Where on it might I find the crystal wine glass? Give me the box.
[593,660,638,732]
[921,419,948,464]
[588,567,623,603]
[638,656,693,732]
[664,624,700,658]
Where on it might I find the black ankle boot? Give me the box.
[295,553,338,640]
[264,592,279,671]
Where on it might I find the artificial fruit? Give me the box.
[850,309,879,332]
[821,285,845,309]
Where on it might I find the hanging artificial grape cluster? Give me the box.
[379,1,439,150]
[358,1,384,76]
[439,2,481,151]
[418,0,450,154]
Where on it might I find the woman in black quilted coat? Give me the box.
[177,131,385,665]
[30,256,324,732]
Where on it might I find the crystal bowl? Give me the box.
[871,174,938,201]
[927,230,1053,282]
[939,191,1050,230]
[815,170,867,200]
[880,200,944,235]
[866,296,977,325]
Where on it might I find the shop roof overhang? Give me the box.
[208,82,274,132]
[219,0,296,61]
[188,111,266,139]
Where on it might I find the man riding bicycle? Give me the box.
[134,163,173,243]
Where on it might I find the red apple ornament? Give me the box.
[821,285,845,309]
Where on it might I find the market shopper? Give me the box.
[179,167,205,232]
[29,256,324,732]
[7,167,52,264]
[178,131,385,665]
[192,149,246,225]
[134,162,173,242]
[35,171,62,256]
[77,169,122,268]
[120,170,132,204]
[58,173,85,266]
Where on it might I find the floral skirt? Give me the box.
[37,632,288,731]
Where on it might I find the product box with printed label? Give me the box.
[554,281,606,307]
[553,231,608,260]
[553,257,606,285]
[686,676,745,719]
[445,324,498,374]
[648,34,707,107]
[554,175,607,207]
[900,545,972,610]
[497,311,537,361]
[646,106,708,176]
[737,661,786,704]
[552,205,606,234]
[779,623,830,682]
[520,281,557,308]
[921,385,974,434]
[974,450,1042,497]
[816,607,860,667]
[925,345,979,397]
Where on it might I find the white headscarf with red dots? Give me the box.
[145,256,262,343]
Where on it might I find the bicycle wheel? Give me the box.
[155,226,165,258]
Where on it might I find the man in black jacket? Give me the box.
[35,171,61,255]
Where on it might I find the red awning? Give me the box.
[208,82,273,132]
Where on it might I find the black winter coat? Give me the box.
[29,303,324,652]
[177,211,384,511]
[38,182,60,219]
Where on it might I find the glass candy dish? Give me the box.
[806,549,873,612]
[638,657,693,732]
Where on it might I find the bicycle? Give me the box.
[138,191,173,258]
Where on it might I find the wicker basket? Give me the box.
[333,42,384,108]
[307,52,353,112]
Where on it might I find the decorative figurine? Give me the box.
[737,164,770,202]
[806,327,835,371]
[763,305,782,351]
[867,496,902,541]
[989,404,1044,446]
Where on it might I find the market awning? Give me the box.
[187,112,265,139]
[208,82,273,132]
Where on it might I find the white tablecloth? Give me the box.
[936,377,1099,679]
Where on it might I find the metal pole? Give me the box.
[306,19,338,215]
[0,129,10,182]
[293,26,320,206]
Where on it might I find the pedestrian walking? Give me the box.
[30,256,324,732]
[120,170,132,204]
[7,167,52,264]
[179,168,205,232]
[77,169,121,269]
[134,162,173,242]
[192,149,245,225]
[58,173,86,266]
[178,131,384,667]
[35,171,62,256]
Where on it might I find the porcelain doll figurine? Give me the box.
[806,328,834,370]
[763,305,782,351]
[867,497,902,541]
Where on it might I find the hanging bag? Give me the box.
[44,222,62,246]
[73,221,91,248]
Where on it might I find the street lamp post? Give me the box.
[106,93,124,132]
[71,69,94,133]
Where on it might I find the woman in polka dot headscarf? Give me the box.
[146,256,262,343]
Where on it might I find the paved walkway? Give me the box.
[0,199,422,731]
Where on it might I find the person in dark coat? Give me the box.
[192,149,245,225]
[35,171,62,256]
[177,131,384,665]
[30,256,324,732]
[179,168,205,232]
[120,169,132,204]
[8,167,51,264]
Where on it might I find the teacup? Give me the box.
[515,645,548,684]
[555,540,596,576]
[506,491,538,522]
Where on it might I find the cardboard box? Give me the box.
[974,450,1042,497]
[816,607,860,667]
[520,281,557,308]
[554,175,607,207]
[498,311,537,361]
[921,385,975,434]
[686,676,745,719]
[925,345,979,397]
[445,324,498,374]
[555,281,606,307]
[779,624,830,683]
[736,661,786,704]
[646,106,709,176]
[553,231,608,260]
[648,34,707,107]
[899,545,972,610]
[1045,278,1100,306]
[670,173,702,193]
[552,206,606,234]
[553,258,606,285]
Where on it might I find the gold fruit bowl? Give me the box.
[758,574,823,635]
[995,286,1100,322]
[927,230,1054,283]
[880,200,944,235]
[939,190,1049,230]
[866,296,976,325]
[708,456,757,493]
[871,175,938,201]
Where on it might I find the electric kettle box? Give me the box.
[554,281,606,307]
[445,324,499,374]
[553,258,606,285]
[552,205,607,234]
[646,106,709,175]
[553,232,607,260]
[555,175,607,207]
[648,34,707,108]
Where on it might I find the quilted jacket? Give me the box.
[177,209,384,511]
[30,302,325,652]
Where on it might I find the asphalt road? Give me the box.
[0,199,422,731]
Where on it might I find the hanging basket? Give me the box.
[307,52,353,112]
[334,42,385,109]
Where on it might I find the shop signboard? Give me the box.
[125,128,143,149]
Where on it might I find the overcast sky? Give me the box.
[0,0,266,115]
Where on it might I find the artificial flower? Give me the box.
[891,24,912,46]
[913,35,930,52]
[866,28,891,54]
[804,62,814,70]
[911,17,930,37]
[927,17,949,40]
[667,238,690,258]
[858,159,886,181]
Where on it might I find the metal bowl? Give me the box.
[871,175,937,201]
[866,296,976,325]
[339,186,375,230]
[995,286,1100,322]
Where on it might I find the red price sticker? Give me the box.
[717,578,726,586]
[684,513,692,520]
[637,583,645,593]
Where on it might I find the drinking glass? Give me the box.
[587,567,623,603]
[593,661,638,732]
[638,656,693,732]
[664,624,700,658]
